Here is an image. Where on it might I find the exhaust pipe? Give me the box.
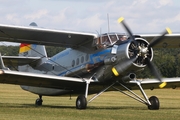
[122,73,136,82]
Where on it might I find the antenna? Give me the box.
[107,13,110,33]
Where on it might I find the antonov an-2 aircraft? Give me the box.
[0,17,180,110]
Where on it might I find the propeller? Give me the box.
[117,17,172,88]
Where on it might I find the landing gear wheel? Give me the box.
[148,96,159,110]
[76,95,87,109]
[35,95,43,106]
[35,98,43,106]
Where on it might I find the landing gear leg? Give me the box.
[76,76,93,109]
[35,95,43,106]
[114,81,160,110]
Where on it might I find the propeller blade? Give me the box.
[118,17,135,41]
[147,28,171,88]
[145,58,167,88]
[145,58,161,81]
[148,28,172,48]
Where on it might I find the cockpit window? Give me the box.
[118,35,127,41]
[101,36,110,45]
[94,33,127,49]
[109,35,118,44]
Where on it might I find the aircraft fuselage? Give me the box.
[21,33,153,96]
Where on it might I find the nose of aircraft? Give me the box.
[114,17,172,88]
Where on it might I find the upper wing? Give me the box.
[0,24,97,48]
[140,34,180,48]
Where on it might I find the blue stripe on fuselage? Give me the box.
[89,48,111,64]
[58,48,111,76]
[48,48,111,76]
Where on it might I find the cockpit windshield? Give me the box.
[94,33,127,49]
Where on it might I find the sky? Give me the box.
[0,0,180,36]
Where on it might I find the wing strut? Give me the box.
[0,53,9,70]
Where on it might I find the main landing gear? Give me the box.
[75,79,160,110]
[35,95,43,106]
[76,95,87,109]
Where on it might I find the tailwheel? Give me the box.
[76,95,87,109]
[35,95,43,106]
[148,96,159,110]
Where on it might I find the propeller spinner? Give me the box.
[114,17,172,88]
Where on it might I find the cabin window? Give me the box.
[76,58,79,65]
[81,56,84,63]
[85,54,89,61]
[72,60,75,67]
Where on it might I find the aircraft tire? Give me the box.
[148,96,159,110]
[35,98,43,106]
[76,95,87,109]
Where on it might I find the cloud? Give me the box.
[173,13,180,22]
[5,14,21,24]
[76,13,106,32]
[157,0,173,8]
[24,9,49,20]
[0,0,179,33]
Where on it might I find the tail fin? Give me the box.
[19,43,48,61]
[19,22,48,58]
[18,43,48,71]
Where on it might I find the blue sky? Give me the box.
[0,0,180,34]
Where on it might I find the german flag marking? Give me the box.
[19,43,31,53]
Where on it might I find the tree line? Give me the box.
[0,45,64,57]
[0,45,179,78]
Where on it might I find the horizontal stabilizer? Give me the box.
[2,56,41,69]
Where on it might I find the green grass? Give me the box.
[0,84,180,120]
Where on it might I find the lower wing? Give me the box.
[0,69,91,89]
[0,69,180,91]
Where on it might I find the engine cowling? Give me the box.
[112,38,153,76]
[131,38,153,67]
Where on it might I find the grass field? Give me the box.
[0,84,180,120]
